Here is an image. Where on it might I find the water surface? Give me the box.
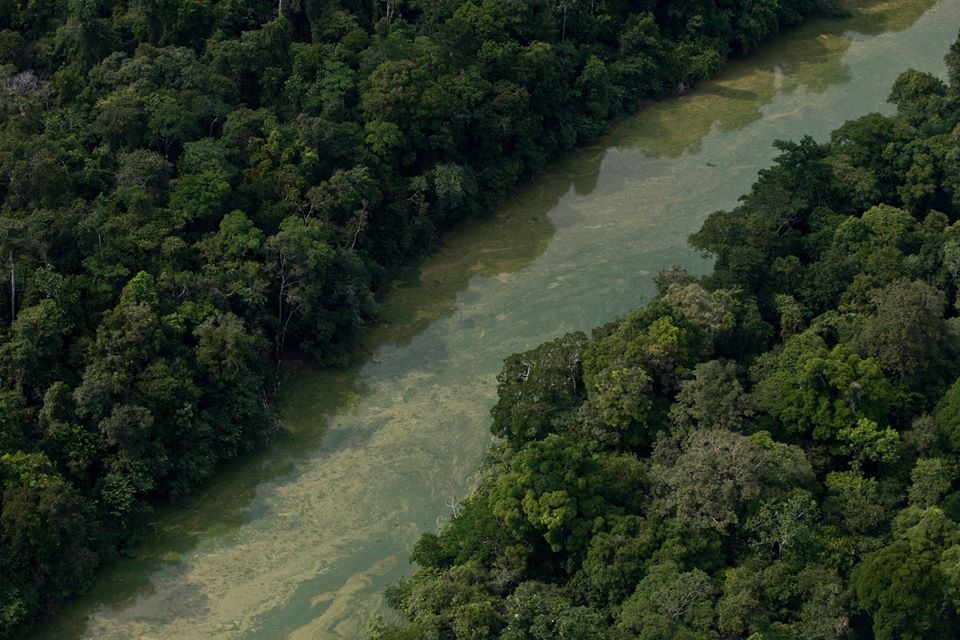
[38,1,960,638]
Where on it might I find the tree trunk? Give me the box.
[276,255,287,363]
[8,250,15,323]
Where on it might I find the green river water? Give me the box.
[37,1,960,638]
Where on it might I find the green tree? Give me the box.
[197,210,269,313]
[0,298,70,393]
[501,581,609,640]
[909,458,957,508]
[265,216,333,361]
[822,469,895,538]
[852,278,951,385]
[888,69,948,127]
[746,494,817,561]
[618,561,717,640]
[669,360,751,434]
[753,331,893,443]
[0,451,97,630]
[650,429,810,533]
[837,417,900,465]
[576,514,661,606]
[491,332,588,448]
[489,435,621,555]
[851,507,960,640]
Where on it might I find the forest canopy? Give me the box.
[372,31,960,640]
[0,0,832,635]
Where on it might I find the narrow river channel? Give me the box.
[37,1,960,638]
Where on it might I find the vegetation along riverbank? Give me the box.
[373,31,960,640]
[0,0,841,635]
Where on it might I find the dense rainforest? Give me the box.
[372,34,960,640]
[0,0,839,635]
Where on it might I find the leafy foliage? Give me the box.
[0,0,832,633]
[376,33,960,640]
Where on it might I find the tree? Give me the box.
[829,113,901,209]
[168,164,232,227]
[792,566,852,640]
[575,55,613,134]
[114,148,173,209]
[909,458,957,508]
[265,216,333,362]
[577,515,661,606]
[197,210,269,312]
[852,278,951,385]
[806,205,916,310]
[888,69,948,127]
[746,494,817,561]
[0,298,70,393]
[583,364,653,436]
[618,561,717,640]
[663,283,734,339]
[380,562,505,640]
[489,435,613,555]
[649,429,811,533]
[491,332,588,448]
[715,567,767,638]
[93,86,147,148]
[669,360,752,434]
[192,312,267,459]
[851,507,960,640]
[501,581,609,640]
[584,306,708,396]
[774,294,806,338]
[0,451,98,630]
[935,377,960,453]
[837,417,900,465]
[822,466,896,540]
[307,165,380,247]
[754,331,893,443]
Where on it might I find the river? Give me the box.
[36,1,960,638]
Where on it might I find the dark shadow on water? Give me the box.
[569,144,609,197]
[847,0,939,35]
[613,0,938,160]
[615,21,853,158]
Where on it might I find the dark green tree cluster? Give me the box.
[373,34,960,640]
[0,0,826,634]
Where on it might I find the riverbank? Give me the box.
[377,18,960,635]
[2,1,834,635]
[33,0,957,638]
